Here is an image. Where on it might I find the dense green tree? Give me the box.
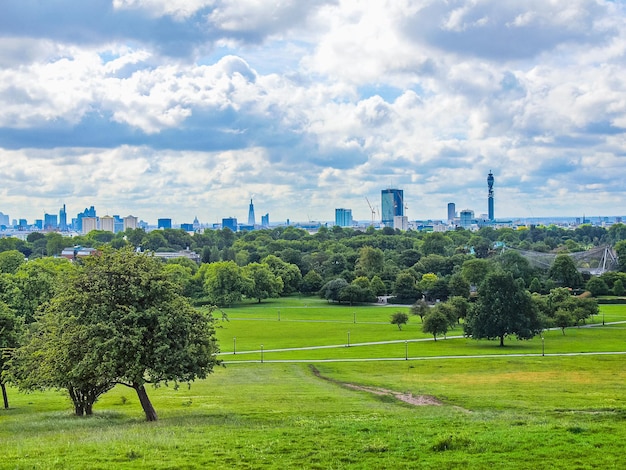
[461,258,491,286]
[554,309,574,334]
[465,272,542,346]
[45,232,66,257]
[529,277,542,294]
[549,254,583,288]
[242,263,283,303]
[390,312,409,330]
[0,250,25,274]
[263,255,302,294]
[320,278,349,303]
[613,279,625,296]
[14,249,220,421]
[447,296,470,324]
[422,309,449,341]
[410,298,429,322]
[301,270,324,294]
[447,273,470,299]
[0,303,23,408]
[355,246,384,277]
[393,272,419,301]
[585,277,609,297]
[198,261,250,307]
[26,232,45,243]
[469,236,491,258]
[421,232,451,256]
[10,258,74,323]
[370,275,387,296]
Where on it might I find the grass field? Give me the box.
[2,297,626,469]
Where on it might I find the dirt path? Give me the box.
[309,365,442,406]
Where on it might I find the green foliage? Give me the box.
[0,250,25,274]
[14,248,220,421]
[390,312,409,330]
[613,279,625,296]
[197,261,250,307]
[300,270,324,294]
[242,262,283,303]
[410,299,429,320]
[549,254,583,288]
[465,272,542,346]
[461,258,491,286]
[392,272,419,301]
[0,303,23,408]
[586,277,609,297]
[320,278,349,303]
[422,308,449,340]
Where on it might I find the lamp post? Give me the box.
[405,341,408,361]
[233,337,236,355]
[347,331,350,347]
[353,311,356,324]
[261,344,264,363]
[278,309,280,321]
[541,335,545,357]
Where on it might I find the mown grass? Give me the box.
[2,297,626,469]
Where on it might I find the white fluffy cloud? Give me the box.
[1,0,626,224]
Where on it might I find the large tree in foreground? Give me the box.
[465,272,543,347]
[15,248,220,421]
[0,303,23,409]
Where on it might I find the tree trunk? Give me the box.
[134,383,158,421]
[499,335,505,347]
[1,382,9,409]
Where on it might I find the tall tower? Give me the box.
[59,204,67,231]
[487,171,494,221]
[447,202,456,222]
[247,199,256,226]
[381,189,404,226]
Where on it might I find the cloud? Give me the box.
[2,0,626,223]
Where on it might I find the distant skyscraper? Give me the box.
[381,189,404,226]
[335,208,353,227]
[59,204,67,231]
[222,217,237,232]
[488,171,494,221]
[447,203,456,222]
[158,218,172,229]
[77,206,96,233]
[0,212,9,226]
[123,215,138,231]
[44,213,58,230]
[82,217,98,234]
[248,199,256,226]
[100,215,115,233]
[460,209,474,228]
[261,213,269,227]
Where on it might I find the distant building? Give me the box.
[460,209,474,229]
[222,217,237,232]
[335,208,353,227]
[152,249,201,264]
[157,218,172,230]
[192,216,200,231]
[59,204,67,231]
[44,213,58,230]
[261,213,269,228]
[180,223,194,232]
[123,215,138,231]
[60,246,99,261]
[381,189,404,226]
[100,215,115,233]
[394,215,408,231]
[76,206,96,233]
[447,203,456,222]
[82,217,98,234]
[0,212,9,227]
[248,199,256,226]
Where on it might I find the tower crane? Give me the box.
[365,197,376,226]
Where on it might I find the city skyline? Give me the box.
[2,2,626,222]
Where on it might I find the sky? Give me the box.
[1,0,626,225]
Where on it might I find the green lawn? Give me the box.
[2,297,626,469]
